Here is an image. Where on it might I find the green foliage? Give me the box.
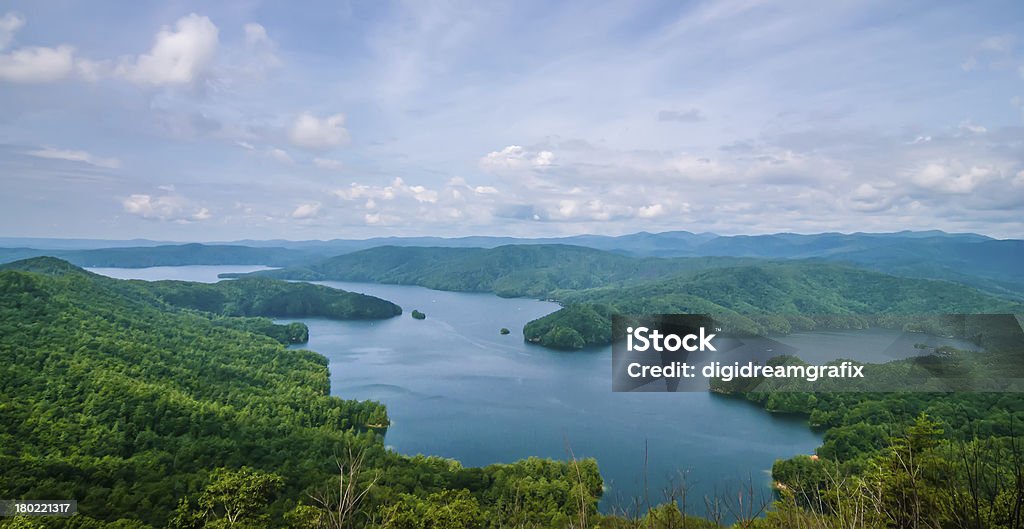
[499,328,510,335]
[379,489,484,529]
[169,467,283,529]
[523,304,614,349]
[527,262,1022,348]
[0,264,389,526]
[0,257,403,324]
[236,245,752,297]
[215,318,309,344]
[0,259,604,528]
[142,277,402,320]
[411,310,426,320]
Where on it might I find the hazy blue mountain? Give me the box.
[2,230,1019,299]
[0,237,178,250]
[0,243,314,268]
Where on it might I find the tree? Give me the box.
[171,467,284,529]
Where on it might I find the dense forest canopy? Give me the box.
[0,257,402,324]
[527,262,1024,349]
[0,260,602,528]
[224,244,757,297]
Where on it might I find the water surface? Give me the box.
[87,265,275,283]
[89,266,824,514]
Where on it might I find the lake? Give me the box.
[90,266,823,516]
[87,265,276,283]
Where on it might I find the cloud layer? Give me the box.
[1,1,1023,240]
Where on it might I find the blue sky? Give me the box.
[1,0,1023,240]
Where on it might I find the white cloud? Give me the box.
[534,150,554,167]
[0,12,25,51]
[313,157,344,170]
[334,177,444,204]
[911,161,993,194]
[0,45,75,83]
[408,185,436,203]
[117,14,219,86]
[479,145,554,170]
[122,193,211,222]
[324,176,507,228]
[288,112,350,150]
[238,22,280,75]
[26,146,121,169]
[548,198,631,221]
[334,181,397,201]
[235,141,255,150]
[267,147,293,163]
[847,182,894,213]
[959,121,987,134]
[244,23,270,47]
[364,212,400,225]
[637,204,665,218]
[290,202,321,219]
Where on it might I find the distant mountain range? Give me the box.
[1,230,1021,301]
[0,229,994,252]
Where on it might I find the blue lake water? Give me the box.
[90,266,824,514]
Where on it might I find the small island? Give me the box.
[411,309,426,320]
[500,327,510,335]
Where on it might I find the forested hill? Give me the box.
[0,259,603,527]
[524,262,1024,349]
[0,261,388,525]
[224,244,756,297]
[0,257,402,322]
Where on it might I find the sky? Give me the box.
[1,0,1023,241]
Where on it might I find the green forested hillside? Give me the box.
[524,262,1024,349]
[228,245,754,297]
[523,304,616,349]
[0,264,387,526]
[142,277,402,320]
[0,260,602,528]
[0,257,402,323]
